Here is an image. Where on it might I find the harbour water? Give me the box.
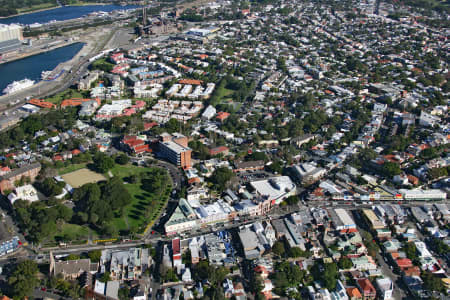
[0,42,84,92]
[0,4,139,25]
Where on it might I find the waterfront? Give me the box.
[0,4,139,25]
[0,42,84,92]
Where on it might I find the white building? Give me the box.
[195,200,234,225]
[419,111,440,127]
[292,162,326,183]
[250,176,297,205]
[202,105,217,120]
[8,184,39,204]
[375,278,393,300]
[0,24,23,43]
[400,189,446,201]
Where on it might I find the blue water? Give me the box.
[0,42,84,91]
[0,4,139,25]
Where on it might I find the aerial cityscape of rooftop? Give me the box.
[0,0,448,299]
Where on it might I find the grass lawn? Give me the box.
[211,85,234,106]
[109,165,171,234]
[58,163,87,175]
[68,1,106,6]
[17,2,58,13]
[45,88,89,104]
[59,223,89,238]
[41,223,95,246]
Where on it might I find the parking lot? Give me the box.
[238,170,272,183]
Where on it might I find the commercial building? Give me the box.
[238,227,262,259]
[291,134,315,148]
[165,198,199,235]
[78,71,101,90]
[0,24,23,43]
[292,162,326,184]
[209,146,229,156]
[250,176,297,205]
[0,236,20,257]
[172,238,182,267]
[400,189,446,201]
[329,208,356,232]
[362,209,385,230]
[121,135,150,154]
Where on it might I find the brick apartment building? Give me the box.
[0,162,41,194]
[121,135,150,155]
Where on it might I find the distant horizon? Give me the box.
[0,3,139,25]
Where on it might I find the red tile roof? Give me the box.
[396,258,413,268]
[216,111,230,121]
[346,287,362,298]
[357,278,376,294]
[209,146,229,156]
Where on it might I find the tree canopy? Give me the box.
[92,152,115,173]
[73,177,131,228]
[209,167,234,192]
[8,260,39,299]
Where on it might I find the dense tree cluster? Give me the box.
[271,241,285,257]
[179,8,204,22]
[381,161,402,177]
[209,167,234,192]
[190,260,229,298]
[73,176,131,231]
[104,115,145,134]
[271,261,307,294]
[14,199,73,243]
[311,261,339,290]
[189,140,211,160]
[92,152,115,173]
[338,257,353,270]
[35,177,64,197]
[48,276,84,298]
[422,271,446,294]
[115,153,130,165]
[7,260,39,298]
[284,195,300,206]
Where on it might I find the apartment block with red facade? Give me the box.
[121,135,150,154]
[0,162,41,194]
[158,133,192,169]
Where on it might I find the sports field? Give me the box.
[61,168,106,188]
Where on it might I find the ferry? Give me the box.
[2,79,35,95]
[41,70,52,80]
[42,69,65,81]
